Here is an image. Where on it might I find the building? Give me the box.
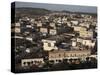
[42,39,58,51]
[71,38,77,47]
[40,27,48,34]
[73,26,87,32]
[15,27,21,33]
[26,37,33,42]
[30,18,35,23]
[36,21,42,27]
[50,22,56,28]
[71,20,79,25]
[48,50,91,63]
[62,17,67,23]
[67,22,71,27]
[26,24,32,28]
[77,37,96,48]
[42,33,72,51]
[79,30,93,38]
[12,23,21,33]
[82,39,95,48]
[79,22,91,28]
[21,58,44,67]
[49,29,57,35]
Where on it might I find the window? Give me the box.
[92,40,94,43]
[50,60,54,63]
[70,54,72,57]
[50,55,54,58]
[48,43,51,47]
[74,54,76,57]
[23,62,26,65]
[39,61,42,64]
[59,54,61,57]
[83,54,85,56]
[31,61,33,64]
[27,62,30,66]
[34,61,37,64]
[58,60,61,62]
[56,60,58,62]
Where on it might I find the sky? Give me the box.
[15,1,97,13]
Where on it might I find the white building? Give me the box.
[21,58,44,67]
[71,20,79,25]
[82,39,95,48]
[77,37,96,48]
[30,18,35,23]
[62,17,67,23]
[49,29,57,35]
[37,22,42,27]
[15,27,20,33]
[79,30,93,38]
[40,28,48,34]
[71,38,77,47]
[15,23,20,26]
[50,22,56,28]
[67,22,71,27]
[14,23,21,33]
[42,39,58,51]
[26,37,33,42]
[26,25,32,28]
[73,26,87,32]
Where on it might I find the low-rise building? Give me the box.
[26,37,33,42]
[42,39,58,51]
[73,26,87,32]
[15,27,21,33]
[49,29,57,35]
[26,25,32,28]
[82,39,95,48]
[71,38,77,47]
[79,30,93,38]
[37,22,42,27]
[40,27,48,34]
[12,23,21,33]
[71,20,79,25]
[50,22,56,28]
[77,37,96,48]
[21,58,44,67]
[48,50,91,63]
[79,22,91,28]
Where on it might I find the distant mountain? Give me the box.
[12,7,97,20]
[62,10,97,15]
[15,7,51,17]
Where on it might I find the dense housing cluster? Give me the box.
[12,9,97,72]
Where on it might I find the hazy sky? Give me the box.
[15,2,97,13]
